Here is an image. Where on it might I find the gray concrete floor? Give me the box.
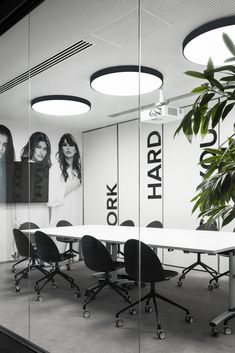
[0,260,234,353]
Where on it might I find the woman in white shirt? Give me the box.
[48,134,82,241]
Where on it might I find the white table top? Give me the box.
[29,224,235,255]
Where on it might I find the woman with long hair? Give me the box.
[57,133,81,184]
[0,124,15,203]
[48,133,82,231]
[21,131,51,168]
[0,124,15,163]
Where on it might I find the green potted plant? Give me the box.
[175,33,235,228]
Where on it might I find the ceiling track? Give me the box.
[0,39,93,94]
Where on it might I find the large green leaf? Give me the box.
[220,75,235,82]
[224,57,235,63]
[211,100,227,128]
[222,207,235,226]
[223,33,235,56]
[185,71,206,79]
[222,103,235,120]
[199,92,215,107]
[208,77,224,91]
[191,85,209,93]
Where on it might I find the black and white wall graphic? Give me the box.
[0,121,83,261]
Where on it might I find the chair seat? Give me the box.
[60,253,76,262]
[56,237,79,243]
[164,269,178,280]
[113,261,125,270]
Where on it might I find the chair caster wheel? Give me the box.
[214,282,219,289]
[223,326,232,335]
[115,318,124,327]
[145,305,153,313]
[211,327,219,337]
[15,285,20,292]
[208,284,213,291]
[157,329,166,339]
[129,308,137,316]
[185,315,194,323]
[74,291,80,298]
[177,281,182,287]
[66,264,71,271]
[83,310,90,318]
[52,283,58,289]
[37,295,44,302]
[126,295,132,302]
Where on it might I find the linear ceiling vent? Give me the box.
[0,39,93,94]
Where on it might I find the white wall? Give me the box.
[82,108,235,271]
[83,125,118,225]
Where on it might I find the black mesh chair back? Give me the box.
[196,222,218,231]
[147,220,163,228]
[120,220,135,226]
[19,222,39,230]
[56,220,72,227]
[81,235,115,273]
[124,239,165,283]
[13,229,35,258]
[34,231,61,263]
[19,222,39,244]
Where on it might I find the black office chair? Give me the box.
[208,227,235,290]
[13,229,52,292]
[12,222,39,273]
[147,220,163,228]
[34,231,80,301]
[56,220,79,270]
[81,235,131,318]
[115,239,194,339]
[177,220,219,288]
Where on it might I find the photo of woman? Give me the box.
[0,124,15,203]
[15,131,52,232]
[21,131,52,168]
[48,133,82,229]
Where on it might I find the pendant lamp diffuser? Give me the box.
[31,95,91,116]
[183,16,235,66]
[90,65,163,96]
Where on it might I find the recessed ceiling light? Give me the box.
[31,95,91,116]
[90,65,163,96]
[183,16,235,66]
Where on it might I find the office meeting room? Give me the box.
[1,0,235,352]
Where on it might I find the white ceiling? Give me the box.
[0,0,235,131]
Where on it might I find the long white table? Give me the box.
[29,224,235,336]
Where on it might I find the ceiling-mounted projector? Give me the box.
[141,105,184,124]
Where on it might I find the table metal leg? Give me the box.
[209,251,235,335]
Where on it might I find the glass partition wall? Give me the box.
[0,11,31,340]
[28,1,140,352]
